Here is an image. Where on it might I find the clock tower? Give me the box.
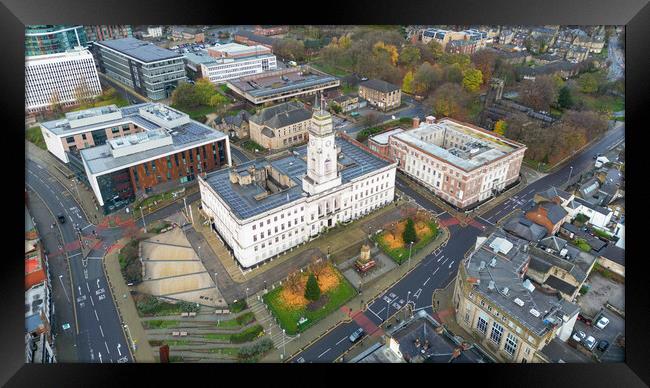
[303,93,342,195]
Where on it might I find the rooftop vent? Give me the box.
[559,248,568,257]
[514,298,525,307]
[488,281,495,290]
[478,261,486,271]
[529,308,541,318]
[489,258,497,268]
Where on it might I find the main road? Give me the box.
[289,121,624,363]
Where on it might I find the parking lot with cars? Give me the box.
[572,309,624,362]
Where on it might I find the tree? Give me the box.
[171,82,200,108]
[402,70,415,94]
[462,68,483,93]
[310,256,328,279]
[285,269,302,294]
[518,75,558,112]
[426,40,444,61]
[402,218,417,244]
[194,78,217,105]
[557,86,574,109]
[273,38,306,61]
[443,63,464,84]
[413,62,443,96]
[399,45,421,68]
[304,273,321,302]
[373,41,399,66]
[73,75,96,107]
[209,93,228,108]
[430,82,468,118]
[471,49,498,85]
[49,89,63,115]
[441,53,471,70]
[361,111,381,128]
[577,72,603,94]
[494,120,508,136]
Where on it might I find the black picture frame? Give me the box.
[4,0,648,386]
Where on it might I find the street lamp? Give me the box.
[245,287,249,301]
[568,166,574,183]
[282,329,286,360]
[386,298,390,321]
[408,241,414,269]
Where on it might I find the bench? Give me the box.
[180,331,188,337]
[172,331,180,337]
[188,312,197,317]
[181,312,189,317]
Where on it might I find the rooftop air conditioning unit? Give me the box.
[529,308,541,317]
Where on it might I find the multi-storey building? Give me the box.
[382,116,526,210]
[184,43,277,85]
[25,48,102,113]
[39,103,230,213]
[227,66,340,105]
[84,25,132,42]
[452,229,580,363]
[199,97,397,268]
[25,25,87,56]
[94,37,187,100]
[358,79,401,112]
[248,101,312,150]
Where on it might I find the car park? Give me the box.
[349,327,365,343]
[596,316,610,329]
[597,340,610,352]
[572,330,586,342]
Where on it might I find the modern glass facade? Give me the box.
[96,169,136,214]
[25,25,87,56]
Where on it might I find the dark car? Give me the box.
[349,328,365,343]
[57,214,66,224]
[597,340,610,352]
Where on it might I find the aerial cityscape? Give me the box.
[24,24,624,364]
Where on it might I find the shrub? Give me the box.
[402,218,417,244]
[236,312,256,326]
[237,338,274,362]
[304,273,321,302]
[230,324,264,344]
[230,299,248,313]
[118,239,142,284]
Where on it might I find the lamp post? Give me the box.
[245,287,249,301]
[568,166,574,184]
[282,329,286,360]
[386,298,390,321]
[408,241,414,269]
[140,206,147,233]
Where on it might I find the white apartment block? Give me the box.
[199,98,397,268]
[25,48,102,113]
[189,44,277,84]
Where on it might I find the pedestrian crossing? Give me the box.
[249,296,297,349]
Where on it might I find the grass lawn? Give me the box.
[170,104,215,121]
[573,238,592,252]
[208,347,240,356]
[592,228,613,240]
[203,333,232,341]
[374,220,439,265]
[309,61,351,77]
[214,318,241,329]
[135,295,199,317]
[241,139,266,153]
[26,126,46,149]
[578,94,624,114]
[144,320,180,329]
[263,266,357,335]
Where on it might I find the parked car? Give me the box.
[596,316,610,329]
[572,330,586,342]
[57,214,66,224]
[597,340,610,352]
[577,314,592,326]
[584,335,596,350]
[349,327,365,343]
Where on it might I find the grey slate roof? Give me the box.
[537,187,572,202]
[249,101,312,129]
[96,37,182,63]
[544,276,578,296]
[503,217,547,241]
[540,236,567,252]
[360,79,400,93]
[539,201,568,225]
[599,244,625,266]
[540,338,591,363]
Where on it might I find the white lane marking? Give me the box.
[68,253,81,258]
[90,295,95,307]
[448,260,455,269]
[86,283,91,292]
[437,255,444,263]
[441,257,449,266]
[478,216,495,226]
[432,267,440,276]
[94,310,99,321]
[317,348,331,359]
[117,343,122,356]
[367,307,383,321]
[376,307,386,316]
[413,288,422,299]
[36,164,43,169]
[423,276,431,286]
[82,224,93,230]
[336,336,348,345]
[105,341,110,354]
[98,351,102,363]
[97,279,101,289]
[99,325,104,338]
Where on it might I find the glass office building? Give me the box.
[25,25,87,56]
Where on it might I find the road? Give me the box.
[607,32,625,81]
[290,121,624,363]
[26,158,133,363]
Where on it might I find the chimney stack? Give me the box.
[412,117,420,129]
[425,115,436,124]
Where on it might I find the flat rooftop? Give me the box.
[369,128,405,145]
[42,103,159,136]
[95,37,182,63]
[203,136,391,220]
[393,118,523,172]
[465,230,579,337]
[228,67,339,99]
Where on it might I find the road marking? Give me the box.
[94,309,99,321]
[441,257,448,266]
[99,325,104,338]
[478,216,495,226]
[86,283,91,292]
[413,288,422,299]
[82,224,93,230]
[68,253,81,258]
[432,267,439,276]
[423,276,431,286]
[98,351,103,363]
[437,255,444,263]
[336,336,348,346]
[317,348,331,359]
[117,343,122,356]
[376,307,386,316]
[448,260,455,269]
[97,279,101,289]
[90,295,95,307]
[105,341,110,354]
[367,307,383,321]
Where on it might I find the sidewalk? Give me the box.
[103,237,156,362]
[26,141,105,224]
[259,225,451,362]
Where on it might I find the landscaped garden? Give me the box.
[26,126,46,149]
[263,258,357,335]
[240,139,267,153]
[373,209,439,265]
[135,294,200,317]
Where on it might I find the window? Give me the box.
[464,308,471,324]
[477,316,488,335]
[490,322,504,345]
[504,332,518,357]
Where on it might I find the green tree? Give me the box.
[304,273,321,302]
[402,218,417,244]
[558,86,574,109]
[194,78,217,105]
[413,62,443,95]
[172,82,200,108]
[209,93,228,108]
[577,72,601,94]
[399,45,421,68]
[462,68,483,93]
[444,63,464,84]
[402,70,415,94]
[430,82,468,118]
[494,120,508,136]
[426,40,444,60]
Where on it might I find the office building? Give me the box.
[25,25,87,56]
[248,101,312,150]
[25,48,102,113]
[184,43,277,84]
[84,25,132,42]
[94,37,186,100]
